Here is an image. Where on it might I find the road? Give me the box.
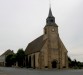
[0,67,83,75]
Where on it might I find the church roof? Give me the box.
[25,35,47,55]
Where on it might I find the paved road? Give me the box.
[0,67,83,75]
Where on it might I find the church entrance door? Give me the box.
[52,61,57,68]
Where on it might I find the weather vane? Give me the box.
[49,0,51,8]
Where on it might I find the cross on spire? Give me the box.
[48,0,53,17]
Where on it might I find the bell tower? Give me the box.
[44,7,60,68]
[44,7,58,35]
[46,7,55,25]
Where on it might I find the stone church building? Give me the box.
[25,8,68,69]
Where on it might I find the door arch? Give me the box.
[52,60,57,68]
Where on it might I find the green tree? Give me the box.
[68,57,83,69]
[11,54,16,65]
[6,54,16,67]
[68,57,72,68]
[16,48,25,67]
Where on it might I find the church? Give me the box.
[25,7,68,69]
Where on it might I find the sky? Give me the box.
[0,0,83,62]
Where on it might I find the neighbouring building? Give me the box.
[0,49,14,66]
[25,7,68,69]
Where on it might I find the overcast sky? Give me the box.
[0,0,83,62]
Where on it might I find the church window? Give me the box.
[50,19,53,22]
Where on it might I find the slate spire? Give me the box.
[48,7,53,17]
[46,6,55,25]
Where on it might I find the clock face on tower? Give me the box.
[51,28,55,32]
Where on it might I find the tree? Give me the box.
[11,54,16,66]
[5,54,16,67]
[16,48,25,67]
[68,57,83,69]
[68,57,72,68]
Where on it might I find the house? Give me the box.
[0,49,14,66]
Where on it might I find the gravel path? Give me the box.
[0,67,83,75]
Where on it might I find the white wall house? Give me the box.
[0,55,6,66]
[0,49,14,66]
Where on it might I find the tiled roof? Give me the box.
[25,35,47,55]
[1,49,14,56]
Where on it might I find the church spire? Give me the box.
[48,0,53,17]
[48,6,53,17]
[46,6,55,25]
[45,0,58,26]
